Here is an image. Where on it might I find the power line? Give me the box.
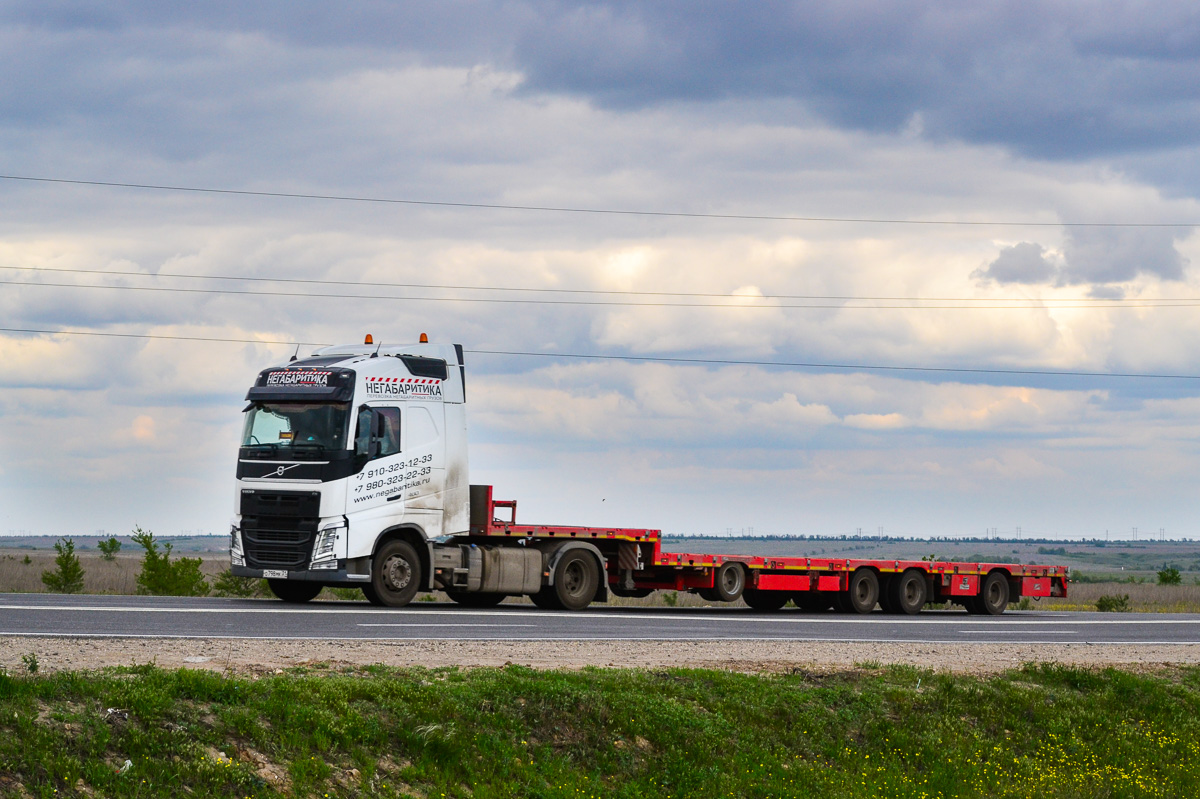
[1,264,1194,305]
[0,173,1194,228]
[6,278,1200,310]
[3,325,1198,380]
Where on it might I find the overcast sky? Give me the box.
[3,1,1200,540]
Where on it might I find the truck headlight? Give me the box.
[230,525,245,567]
[310,520,345,570]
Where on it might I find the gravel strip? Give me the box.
[3,637,1200,675]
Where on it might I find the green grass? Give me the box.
[1,664,1199,798]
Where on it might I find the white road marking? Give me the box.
[350,619,530,623]
[959,630,1079,634]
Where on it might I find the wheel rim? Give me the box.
[986,578,1005,609]
[562,561,585,597]
[383,554,412,592]
[902,578,919,604]
[720,567,742,594]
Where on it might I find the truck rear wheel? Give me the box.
[446,590,506,608]
[532,549,599,611]
[889,569,928,615]
[370,540,422,608]
[267,579,322,603]
[969,572,1010,616]
[741,587,788,611]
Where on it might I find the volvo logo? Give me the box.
[268,464,302,478]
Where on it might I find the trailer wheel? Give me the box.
[971,572,1010,616]
[267,579,322,603]
[370,540,422,607]
[535,549,599,611]
[713,562,747,602]
[446,590,506,608]
[840,568,880,614]
[742,587,788,611]
[891,569,928,615]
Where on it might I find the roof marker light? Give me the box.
[364,333,373,344]
[419,333,429,343]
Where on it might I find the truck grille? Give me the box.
[239,489,321,570]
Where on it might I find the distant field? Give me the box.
[0,551,229,596]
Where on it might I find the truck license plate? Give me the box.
[263,569,287,579]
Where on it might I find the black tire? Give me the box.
[361,584,385,606]
[794,592,835,612]
[972,572,1010,616]
[877,576,899,614]
[544,549,600,611]
[742,587,789,611]
[267,579,323,603]
[890,569,928,616]
[446,590,506,608]
[843,568,880,614]
[710,562,747,602]
[370,539,423,608]
[530,588,563,610]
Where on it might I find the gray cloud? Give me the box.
[511,1,1200,160]
[972,242,1058,285]
[1060,227,1188,284]
[5,1,1200,164]
[976,228,1190,286]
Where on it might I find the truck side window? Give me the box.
[356,406,401,459]
[377,407,401,457]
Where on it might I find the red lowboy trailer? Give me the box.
[463,485,1067,615]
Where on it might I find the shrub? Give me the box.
[132,526,210,596]
[96,536,122,561]
[1157,567,1182,586]
[40,538,85,594]
[1095,593,1131,613]
[211,568,267,598]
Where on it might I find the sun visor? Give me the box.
[245,368,355,402]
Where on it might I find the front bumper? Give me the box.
[231,562,369,584]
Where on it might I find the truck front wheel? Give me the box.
[267,579,322,603]
[370,540,422,607]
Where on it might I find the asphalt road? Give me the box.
[1,593,1198,644]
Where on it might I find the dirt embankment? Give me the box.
[3,637,1199,676]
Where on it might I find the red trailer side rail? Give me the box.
[466,485,1067,615]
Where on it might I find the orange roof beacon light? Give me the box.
[419,333,429,343]
[364,333,374,345]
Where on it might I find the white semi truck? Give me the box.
[230,335,1067,613]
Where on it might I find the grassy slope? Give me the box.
[1,664,1198,798]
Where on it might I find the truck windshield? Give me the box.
[242,402,351,452]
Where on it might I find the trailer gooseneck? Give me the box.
[230,335,1068,614]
